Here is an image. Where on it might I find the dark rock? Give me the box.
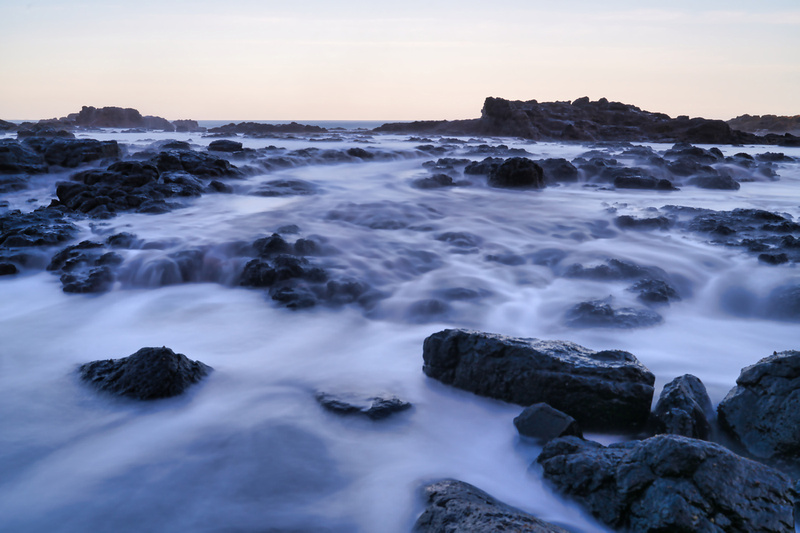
[688,174,741,190]
[346,147,374,159]
[0,175,28,193]
[463,156,503,175]
[79,346,211,400]
[208,139,243,152]
[0,139,47,174]
[514,403,582,442]
[564,258,665,281]
[614,215,673,231]
[171,120,205,133]
[239,259,277,287]
[207,121,327,135]
[565,298,663,328]
[0,262,18,275]
[537,158,578,183]
[759,252,789,265]
[0,207,77,248]
[150,149,240,178]
[315,392,411,420]
[23,138,120,168]
[629,278,681,304]
[411,174,459,189]
[16,123,75,139]
[718,350,800,468]
[765,284,800,321]
[434,231,481,249]
[422,329,655,431]
[488,157,545,189]
[60,265,114,293]
[413,479,570,533]
[650,374,715,440]
[614,173,676,190]
[538,434,795,532]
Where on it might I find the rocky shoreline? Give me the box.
[2,99,799,531]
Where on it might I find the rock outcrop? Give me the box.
[650,374,715,440]
[79,346,211,400]
[413,479,569,533]
[538,434,796,532]
[718,350,800,470]
[422,329,655,431]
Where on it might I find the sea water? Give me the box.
[0,128,798,532]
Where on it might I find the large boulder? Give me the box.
[488,157,545,188]
[0,139,46,174]
[538,435,796,532]
[650,374,715,440]
[422,329,655,431]
[79,346,211,400]
[718,350,800,467]
[413,479,569,533]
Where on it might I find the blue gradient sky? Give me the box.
[1,0,798,120]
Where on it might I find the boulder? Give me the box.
[538,434,796,532]
[315,392,411,420]
[650,374,715,440]
[688,174,741,190]
[718,351,800,467]
[422,329,655,431]
[413,479,569,533]
[0,139,47,174]
[79,346,211,400]
[488,157,545,188]
[208,139,243,152]
[513,403,582,442]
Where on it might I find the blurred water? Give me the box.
[1,131,798,532]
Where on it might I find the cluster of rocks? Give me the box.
[207,121,327,136]
[7,106,205,133]
[728,114,800,136]
[377,96,800,146]
[418,328,800,532]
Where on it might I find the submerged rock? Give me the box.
[718,350,800,470]
[422,329,655,431]
[565,298,663,329]
[315,392,411,420]
[79,346,211,400]
[514,403,582,442]
[538,434,796,532]
[650,374,715,440]
[413,479,569,533]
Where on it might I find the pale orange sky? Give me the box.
[1,1,798,121]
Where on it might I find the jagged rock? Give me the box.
[718,350,800,470]
[413,479,569,533]
[79,346,211,400]
[628,278,681,305]
[0,139,47,174]
[538,434,796,532]
[488,157,545,188]
[514,403,582,442]
[422,329,655,431]
[0,207,77,248]
[22,137,120,168]
[315,392,411,420]
[650,374,715,440]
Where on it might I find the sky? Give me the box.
[1,0,798,121]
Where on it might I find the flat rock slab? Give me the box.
[80,346,211,400]
[718,350,800,467]
[315,392,411,420]
[538,435,796,532]
[413,479,569,533]
[422,329,655,431]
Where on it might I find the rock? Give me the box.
[79,346,211,400]
[650,374,715,440]
[0,139,47,174]
[628,278,681,304]
[346,147,374,159]
[759,252,789,265]
[411,173,461,189]
[150,149,241,178]
[422,329,655,431]
[614,173,676,190]
[537,158,578,183]
[0,207,77,248]
[718,350,800,469]
[564,298,663,328]
[207,121,328,135]
[614,215,673,231]
[765,284,800,320]
[564,258,666,281]
[488,157,545,188]
[688,174,741,190]
[537,434,796,533]
[514,403,582,442]
[208,139,243,152]
[251,179,317,197]
[172,119,205,133]
[0,262,18,275]
[463,156,503,175]
[22,137,120,168]
[413,479,570,533]
[315,392,411,420]
[69,106,173,130]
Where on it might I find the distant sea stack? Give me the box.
[375,96,800,146]
[726,114,800,137]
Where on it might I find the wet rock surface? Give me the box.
[538,434,796,533]
[650,374,715,440]
[79,346,211,400]
[514,403,582,442]
[315,392,411,420]
[413,479,570,533]
[488,157,545,189]
[718,350,800,471]
[564,298,663,329]
[0,207,77,249]
[422,329,655,431]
